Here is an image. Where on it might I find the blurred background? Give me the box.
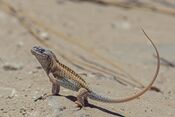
[0,0,174,117]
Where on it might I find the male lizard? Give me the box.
[31,29,160,107]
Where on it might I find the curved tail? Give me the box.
[88,29,160,103]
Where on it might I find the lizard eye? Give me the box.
[39,48,45,53]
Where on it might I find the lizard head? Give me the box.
[31,46,58,72]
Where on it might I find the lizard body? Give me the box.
[31,30,160,107]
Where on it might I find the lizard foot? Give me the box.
[34,93,53,102]
[75,88,89,108]
[75,100,84,108]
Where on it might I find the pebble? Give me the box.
[8,89,17,99]
[58,106,66,112]
[20,108,27,115]
[57,0,66,4]
[111,21,131,30]
[38,31,49,40]
[36,66,42,69]
[16,41,24,48]
[3,62,23,71]
[28,70,38,74]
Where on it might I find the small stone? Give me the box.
[38,31,49,40]
[8,88,17,99]
[16,41,24,48]
[27,84,32,89]
[59,106,66,111]
[32,96,37,100]
[57,0,66,4]
[0,87,17,98]
[28,70,37,74]
[3,111,8,113]
[36,66,42,69]
[111,21,131,30]
[3,62,23,71]
[20,108,27,115]
[120,108,125,111]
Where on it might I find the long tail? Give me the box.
[88,29,160,103]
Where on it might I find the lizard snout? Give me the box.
[32,46,45,53]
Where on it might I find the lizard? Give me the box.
[31,29,160,107]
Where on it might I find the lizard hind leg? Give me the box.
[75,88,89,107]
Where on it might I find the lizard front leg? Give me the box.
[35,73,60,101]
[75,88,89,107]
[49,72,60,95]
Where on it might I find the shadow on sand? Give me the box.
[65,95,125,117]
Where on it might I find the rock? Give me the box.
[3,62,23,71]
[48,97,67,112]
[75,109,90,117]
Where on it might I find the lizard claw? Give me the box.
[34,93,48,102]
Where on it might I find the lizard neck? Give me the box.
[46,58,59,75]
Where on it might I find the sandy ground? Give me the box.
[0,0,175,117]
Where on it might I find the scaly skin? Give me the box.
[31,30,160,107]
